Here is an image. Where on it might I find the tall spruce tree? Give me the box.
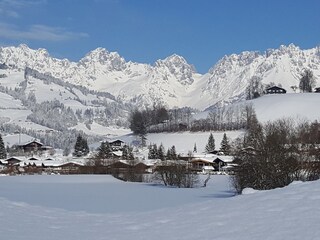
[170,145,177,160]
[220,133,231,155]
[205,133,215,153]
[73,134,89,157]
[148,144,158,159]
[96,141,112,159]
[122,145,134,160]
[0,134,7,159]
[166,145,177,160]
[158,144,165,161]
[193,143,197,153]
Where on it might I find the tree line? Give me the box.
[231,111,320,193]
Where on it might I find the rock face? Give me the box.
[1,43,320,110]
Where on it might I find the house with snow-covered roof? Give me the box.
[190,155,235,173]
[16,139,44,153]
[265,86,286,94]
[108,139,126,150]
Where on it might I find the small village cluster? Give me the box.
[0,136,236,177]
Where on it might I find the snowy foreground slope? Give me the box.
[1,175,320,240]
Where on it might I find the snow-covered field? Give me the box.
[0,175,320,240]
[252,93,320,122]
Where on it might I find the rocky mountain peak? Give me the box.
[155,54,196,85]
[79,47,126,71]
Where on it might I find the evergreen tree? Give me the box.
[122,145,128,159]
[170,145,177,160]
[166,145,177,160]
[193,143,197,153]
[166,149,171,160]
[0,134,7,159]
[148,144,153,159]
[96,141,112,159]
[73,134,89,157]
[148,144,158,159]
[205,133,215,153]
[158,143,165,161]
[81,137,89,156]
[152,144,159,159]
[122,145,134,160]
[127,146,134,160]
[220,133,231,155]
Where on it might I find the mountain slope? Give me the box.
[1,44,320,110]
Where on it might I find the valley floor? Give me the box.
[0,175,320,239]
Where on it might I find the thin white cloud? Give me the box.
[0,0,46,18]
[0,0,46,8]
[0,23,89,41]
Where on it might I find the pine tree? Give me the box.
[96,141,112,159]
[81,137,89,156]
[122,145,128,159]
[73,134,83,157]
[127,146,134,160]
[148,144,158,159]
[166,149,171,160]
[158,144,165,161]
[220,133,231,155]
[0,134,7,159]
[148,144,153,159]
[73,134,89,157]
[193,143,197,153]
[170,145,177,160]
[166,145,177,160]
[152,144,159,159]
[122,145,134,160]
[205,133,215,153]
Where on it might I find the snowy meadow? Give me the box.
[1,174,320,240]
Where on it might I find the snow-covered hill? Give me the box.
[0,65,130,142]
[1,44,319,110]
[195,93,320,124]
[252,93,320,122]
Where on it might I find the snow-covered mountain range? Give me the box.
[1,44,319,110]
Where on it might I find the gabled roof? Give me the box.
[17,139,43,147]
[6,157,23,162]
[266,86,286,91]
[109,139,125,144]
[214,156,234,163]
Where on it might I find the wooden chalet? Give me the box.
[266,86,286,94]
[134,162,151,173]
[108,139,125,150]
[16,140,44,153]
[190,158,214,171]
[190,155,235,173]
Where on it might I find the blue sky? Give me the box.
[0,0,319,73]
